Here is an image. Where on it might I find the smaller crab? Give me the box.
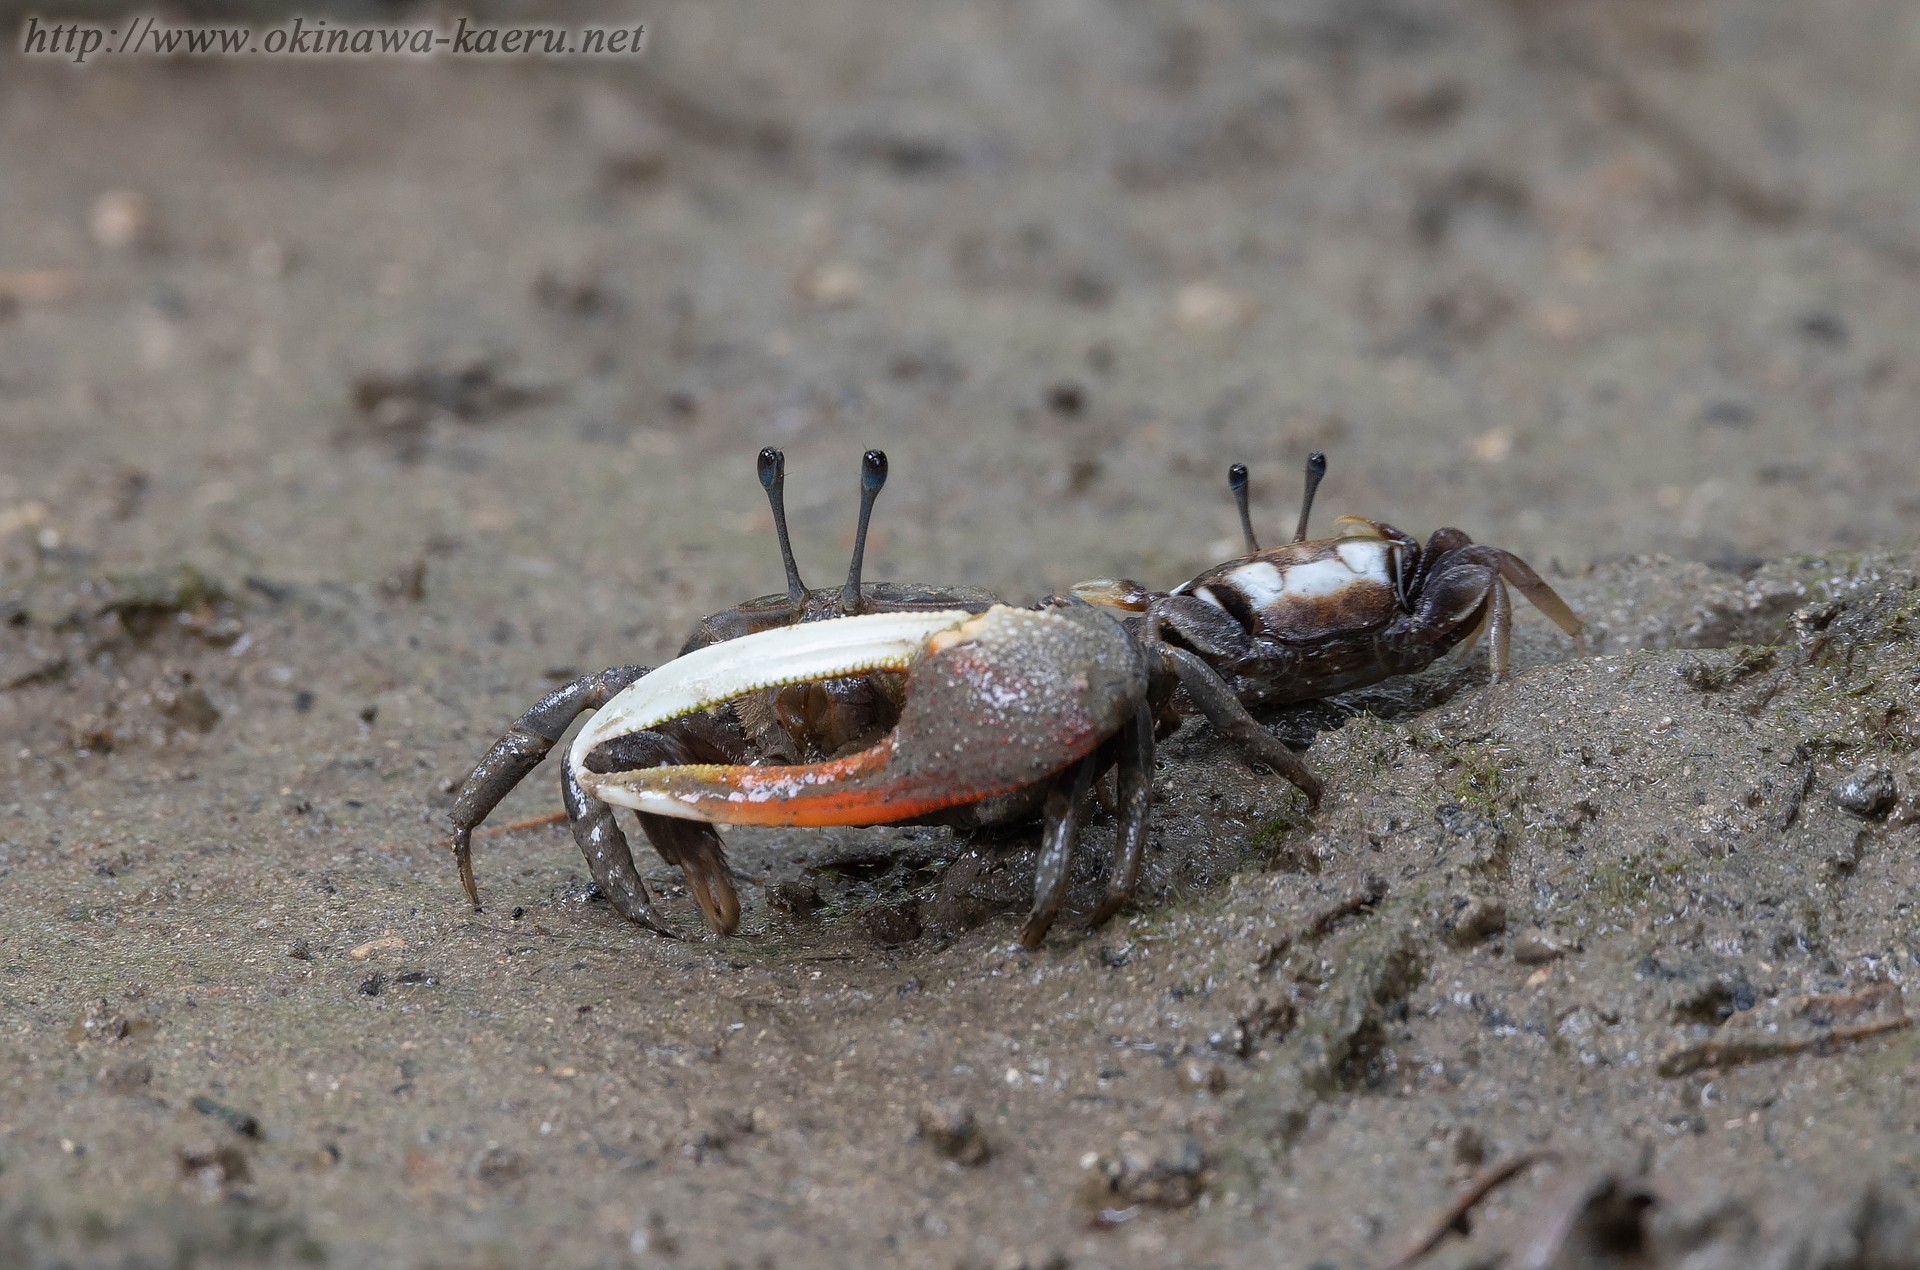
[1071,452,1586,709]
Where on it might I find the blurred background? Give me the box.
[3,0,1918,657]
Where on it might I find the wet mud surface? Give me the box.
[4,2,1920,1266]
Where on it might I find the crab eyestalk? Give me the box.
[1228,463,1258,554]
[841,449,888,615]
[757,446,807,606]
[1293,451,1327,544]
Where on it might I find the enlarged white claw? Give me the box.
[567,608,977,781]
[572,602,1144,827]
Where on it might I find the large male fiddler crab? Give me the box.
[447,449,1319,948]
[447,449,1583,948]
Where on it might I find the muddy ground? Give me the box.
[4,1,1920,1266]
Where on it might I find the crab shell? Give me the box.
[1169,525,1407,640]
[568,603,1146,827]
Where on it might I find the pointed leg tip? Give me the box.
[452,829,481,905]
[677,846,742,936]
[622,907,686,940]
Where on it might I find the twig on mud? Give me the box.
[1306,875,1389,938]
[1380,1150,1561,1270]
[1,655,69,690]
[1253,876,1389,972]
[1772,752,1816,831]
[431,810,568,848]
[1657,1015,1911,1077]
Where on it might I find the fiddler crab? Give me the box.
[1073,451,1587,706]
[448,448,1582,948]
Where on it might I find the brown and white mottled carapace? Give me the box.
[1172,536,1406,643]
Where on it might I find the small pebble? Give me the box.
[1090,1131,1205,1208]
[1891,756,1920,826]
[1513,932,1571,965]
[1443,896,1507,948]
[1834,764,1896,819]
[90,189,152,249]
[1175,1056,1227,1094]
[764,879,822,917]
[917,1098,990,1166]
[859,899,921,946]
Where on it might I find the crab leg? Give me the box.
[1160,646,1323,808]
[1086,700,1155,931]
[450,664,648,909]
[598,717,755,935]
[1018,755,1098,948]
[1492,549,1586,655]
[1448,608,1491,668]
[561,760,680,938]
[1488,569,1513,681]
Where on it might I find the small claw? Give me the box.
[1069,577,1153,613]
[1331,515,1387,540]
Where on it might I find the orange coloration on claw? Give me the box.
[604,745,970,827]
[579,604,1147,828]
